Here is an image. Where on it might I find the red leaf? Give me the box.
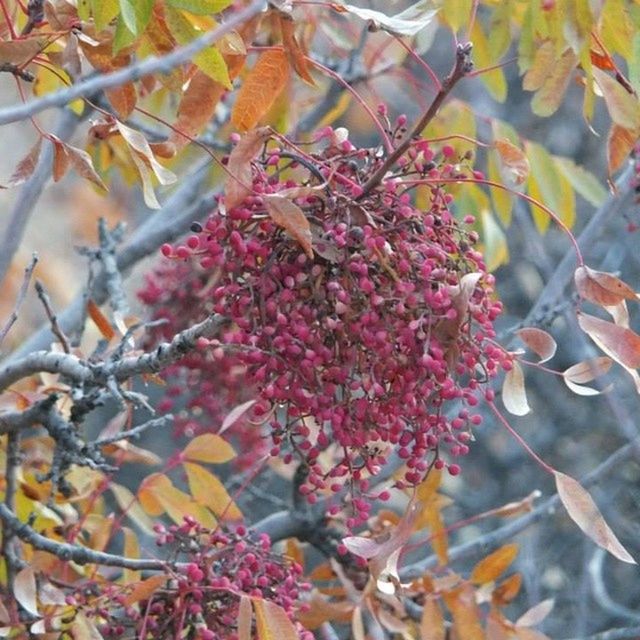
[576,311,640,369]
[575,265,637,307]
[555,470,636,564]
[515,328,557,363]
[106,82,137,119]
[264,195,313,258]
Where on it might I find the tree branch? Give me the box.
[0,253,38,348]
[401,438,639,578]
[0,0,266,127]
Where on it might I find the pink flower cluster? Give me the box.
[140,127,507,523]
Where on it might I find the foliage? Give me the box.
[0,0,639,639]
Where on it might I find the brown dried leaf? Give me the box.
[487,490,541,518]
[279,13,314,85]
[563,357,613,384]
[515,328,557,363]
[555,470,636,564]
[502,361,531,416]
[0,38,43,65]
[106,83,137,119]
[225,127,271,210]
[576,311,640,369]
[231,49,290,132]
[471,543,519,585]
[6,139,43,187]
[516,598,555,627]
[264,195,313,258]
[65,143,108,190]
[52,138,71,182]
[607,124,637,175]
[495,139,529,186]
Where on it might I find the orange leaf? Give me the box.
[106,83,137,119]
[231,49,290,132]
[442,583,484,640]
[183,462,242,519]
[515,328,556,363]
[64,143,108,190]
[514,628,552,640]
[264,195,313,258]
[495,139,529,186]
[123,575,167,606]
[420,598,445,640]
[87,299,116,341]
[607,124,637,175]
[589,49,615,71]
[296,593,353,629]
[182,433,236,463]
[52,138,71,182]
[225,127,271,210]
[575,265,637,307]
[253,599,298,640]
[502,361,531,416]
[554,470,636,564]
[576,311,640,369]
[471,543,519,584]
[279,13,314,85]
[492,573,522,605]
[238,595,252,640]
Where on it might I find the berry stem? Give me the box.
[358,42,474,198]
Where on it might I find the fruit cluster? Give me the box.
[71,521,311,639]
[140,125,506,524]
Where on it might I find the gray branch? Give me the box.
[0,0,266,126]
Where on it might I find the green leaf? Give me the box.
[527,173,549,234]
[194,46,232,88]
[555,156,607,207]
[487,150,513,225]
[92,0,119,32]
[630,33,640,97]
[526,141,562,227]
[164,5,197,44]
[470,20,507,102]
[481,209,508,272]
[118,0,153,36]
[165,0,234,14]
[77,0,91,21]
[113,14,137,55]
[488,0,512,61]
[556,167,576,229]
[592,67,640,131]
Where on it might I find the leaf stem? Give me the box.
[358,42,474,198]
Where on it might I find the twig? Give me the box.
[0,62,35,82]
[401,438,639,578]
[358,42,473,197]
[97,219,129,322]
[0,503,173,571]
[562,627,640,640]
[0,0,267,126]
[0,253,38,347]
[5,160,214,362]
[93,415,173,446]
[1,431,23,591]
[34,280,71,353]
[589,548,640,622]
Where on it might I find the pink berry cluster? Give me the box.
[72,520,311,639]
[140,123,507,523]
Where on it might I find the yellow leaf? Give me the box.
[182,433,236,463]
[530,48,577,117]
[253,599,298,640]
[471,21,506,102]
[110,483,155,535]
[420,598,445,640]
[121,526,140,584]
[183,462,242,519]
[231,49,290,131]
[470,543,519,584]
